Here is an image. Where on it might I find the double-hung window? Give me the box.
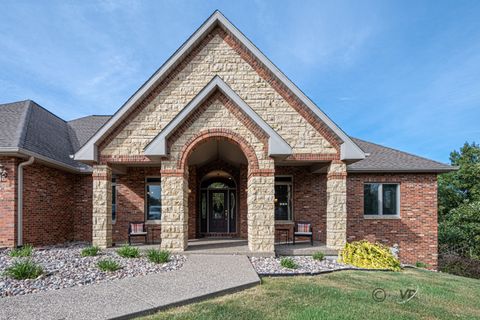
[364,183,400,217]
[274,176,293,221]
[146,178,161,221]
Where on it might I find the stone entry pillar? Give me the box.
[247,174,275,254]
[326,160,347,249]
[160,175,189,251]
[92,165,112,248]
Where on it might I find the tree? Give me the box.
[438,142,480,220]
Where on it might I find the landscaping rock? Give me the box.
[0,243,186,297]
[250,256,356,275]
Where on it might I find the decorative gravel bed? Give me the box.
[0,243,186,298]
[250,256,357,275]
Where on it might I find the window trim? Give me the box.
[274,175,294,222]
[145,177,162,224]
[363,183,401,219]
[111,177,117,224]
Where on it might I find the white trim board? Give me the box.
[144,76,292,157]
[74,10,365,162]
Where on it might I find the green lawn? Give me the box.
[141,269,480,320]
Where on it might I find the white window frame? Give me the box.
[111,177,117,224]
[364,183,400,219]
[145,177,162,224]
[274,175,294,222]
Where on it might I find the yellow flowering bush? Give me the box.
[339,241,401,271]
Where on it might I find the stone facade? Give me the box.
[100,31,337,158]
[160,175,189,251]
[92,165,112,248]
[326,161,348,249]
[247,175,275,253]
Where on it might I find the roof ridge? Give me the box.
[352,137,451,166]
[17,100,33,148]
[27,100,68,124]
[68,115,112,123]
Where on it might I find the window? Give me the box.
[275,176,293,221]
[364,183,399,216]
[112,177,117,223]
[146,178,161,221]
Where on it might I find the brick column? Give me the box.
[92,165,112,248]
[0,157,17,247]
[160,174,188,251]
[247,173,275,254]
[326,160,347,249]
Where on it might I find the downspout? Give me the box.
[17,156,34,247]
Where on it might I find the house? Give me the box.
[0,11,453,268]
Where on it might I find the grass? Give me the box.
[312,252,325,261]
[116,244,140,258]
[9,244,34,257]
[3,259,43,280]
[280,257,297,269]
[97,259,121,272]
[147,249,170,264]
[140,269,480,320]
[81,246,101,257]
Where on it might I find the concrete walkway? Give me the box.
[0,254,260,320]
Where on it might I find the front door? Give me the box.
[209,190,228,232]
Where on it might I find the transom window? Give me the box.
[146,178,161,221]
[364,183,399,216]
[275,176,293,221]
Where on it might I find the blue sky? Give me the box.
[1,0,479,163]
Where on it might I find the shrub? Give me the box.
[280,257,298,269]
[81,246,101,257]
[97,259,121,272]
[10,244,34,257]
[339,241,401,271]
[116,244,140,258]
[4,260,43,280]
[312,252,325,261]
[415,261,428,269]
[147,249,170,264]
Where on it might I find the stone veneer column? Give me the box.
[247,174,275,254]
[160,174,189,251]
[326,160,347,249]
[92,165,112,248]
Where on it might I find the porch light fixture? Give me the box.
[0,165,7,182]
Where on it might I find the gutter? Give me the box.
[17,156,34,247]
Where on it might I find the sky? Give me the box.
[1,0,480,163]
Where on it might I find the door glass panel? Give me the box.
[212,192,225,220]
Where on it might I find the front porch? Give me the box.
[129,238,339,256]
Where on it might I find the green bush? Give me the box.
[81,246,101,257]
[9,244,34,257]
[3,259,43,280]
[147,249,170,264]
[116,244,140,258]
[97,259,121,272]
[280,257,298,269]
[339,241,401,271]
[312,252,325,261]
[415,261,428,269]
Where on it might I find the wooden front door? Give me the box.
[209,190,228,232]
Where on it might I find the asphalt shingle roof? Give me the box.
[0,100,455,173]
[348,138,454,172]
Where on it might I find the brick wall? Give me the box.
[113,167,162,245]
[0,157,17,247]
[22,163,76,246]
[275,166,327,243]
[347,173,438,268]
[73,174,93,242]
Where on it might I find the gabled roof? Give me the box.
[68,115,111,152]
[74,10,365,162]
[0,100,90,172]
[144,76,292,157]
[348,138,454,173]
